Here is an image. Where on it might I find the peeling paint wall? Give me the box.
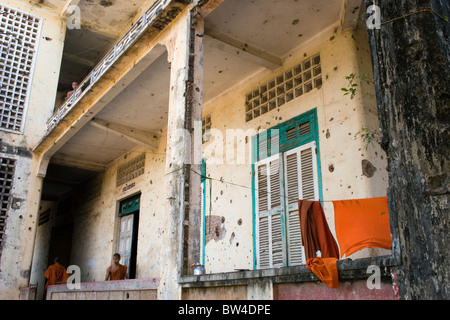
[0,0,66,299]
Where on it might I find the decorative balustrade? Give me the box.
[46,0,175,134]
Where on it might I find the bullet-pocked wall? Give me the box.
[200,23,390,274]
[28,6,390,295]
[71,142,168,283]
[0,0,66,299]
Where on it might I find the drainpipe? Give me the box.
[177,168,186,282]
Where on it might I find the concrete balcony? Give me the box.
[46,278,159,300]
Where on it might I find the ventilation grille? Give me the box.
[116,153,145,187]
[82,174,103,202]
[0,157,15,254]
[245,54,322,122]
[0,4,41,133]
[38,209,51,226]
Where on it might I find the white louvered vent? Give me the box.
[271,213,283,267]
[285,153,299,205]
[257,164,268,212]
[301,148,315,200]
[0,4,41,133]
[287,209,303,266]
[258,216,270,268]
[269,159,281,209]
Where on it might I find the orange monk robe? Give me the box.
[298,200,340,260]
[44,263,69,289]
[306,257,339,289]
[109,264,128,280]
[332,197,392,258]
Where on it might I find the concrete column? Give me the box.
[159,7,204,299]
[0,154,45,299]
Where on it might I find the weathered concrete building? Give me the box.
[2,0,439,300]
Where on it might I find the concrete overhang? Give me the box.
[35,0,349,179]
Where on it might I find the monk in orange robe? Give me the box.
[105,253,129,281]
[43,257,69,299]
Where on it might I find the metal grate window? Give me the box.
[245,54,322,122]
[116,153,146,187]
[0,157,16,255]
[0,4,41,133]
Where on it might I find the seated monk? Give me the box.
[105,253,129,281]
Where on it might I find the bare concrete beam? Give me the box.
[44,177,81,187]
[50,155,106,172]
[341,0,363,31]
[204,27,282,70]
[90,118,160,150]
[198,0,225,17]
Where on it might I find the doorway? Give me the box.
[47,223,73,268]
[118,194,141,279]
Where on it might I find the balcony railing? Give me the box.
[46,0,175,134]
[46,278,160,300]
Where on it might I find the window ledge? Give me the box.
[179,255,397,288]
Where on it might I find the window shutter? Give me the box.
[119,214,134,269]
[255,155,285,269]
[271,213,283,267]
[300,147,316,200]
[283,142,318,266]
[284,152,303,266]
[269,158,281,209]
[258,216,270,268]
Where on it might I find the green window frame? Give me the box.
[119,193,141,217]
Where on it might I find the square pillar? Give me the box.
[159,7,204,299]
